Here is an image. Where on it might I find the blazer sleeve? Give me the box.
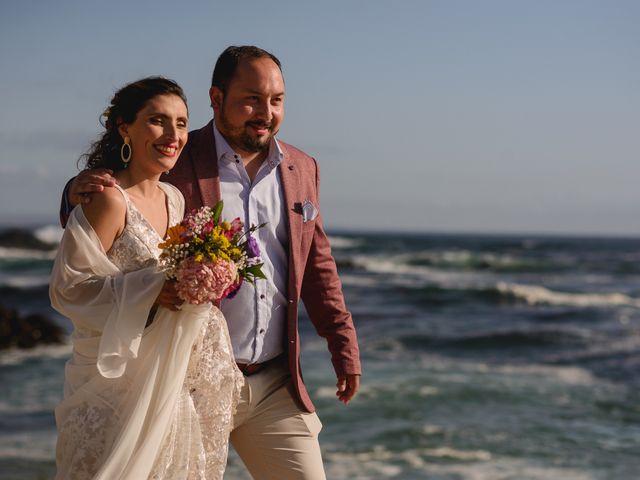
[300,159,361,377]
[59,178,75,228]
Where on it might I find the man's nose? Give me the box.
[254,99,273,123]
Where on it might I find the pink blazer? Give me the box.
[163,121,361,412]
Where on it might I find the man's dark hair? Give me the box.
[211,45,282,93]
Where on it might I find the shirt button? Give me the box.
[259,329,265,334]
[260,294,265,299]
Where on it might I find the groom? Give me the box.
[63,46,361,479]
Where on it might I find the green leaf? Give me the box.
[245,263,267,280]
[212,200,224,224]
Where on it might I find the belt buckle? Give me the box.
[238,362,261,376]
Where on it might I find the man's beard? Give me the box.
[218,105,274,153]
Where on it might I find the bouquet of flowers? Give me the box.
[158,202,266,304]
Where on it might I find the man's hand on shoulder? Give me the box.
[69,168,117,207]
[336,374,360,405]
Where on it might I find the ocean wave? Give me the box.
[33,225,63,246]
[0,247,56,261]
[0,432,57,462]
[408,249,565,273]
[350,253,640,309]
[336,274,381,288]
[0,227,58,251]
[351,254,486,287]
[0,272,51,288]
[409,457,595,480]
[492,364,596,386]
[399,327,593,351]
[0,343,71,366]
[406,354,600,386]
[396,281,640,310]
[324,445,494,479]
[423,447,492,461]
[328,235,363,249]
[496,282,640,308]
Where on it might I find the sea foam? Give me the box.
[33,225,63,246]
[328,235,363,249]
[496,282,640,308]
[0,247,56,260]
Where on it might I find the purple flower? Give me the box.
[246,235,260,258]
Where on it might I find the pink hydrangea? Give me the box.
[175,258,238,304]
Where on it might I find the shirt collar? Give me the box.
[212,121,284,170]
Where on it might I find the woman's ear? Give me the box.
[117,121,129,140]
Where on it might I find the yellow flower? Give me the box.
[159,224,186,249]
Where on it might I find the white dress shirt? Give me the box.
[213,123,289,364]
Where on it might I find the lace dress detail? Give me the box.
[150,307,243,480]
[54,183,243,480]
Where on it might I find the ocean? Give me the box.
[1,227,640,479]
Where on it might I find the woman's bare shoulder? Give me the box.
[82,186,126,219]
[81,186,127,249]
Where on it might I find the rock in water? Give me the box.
[0,228,56,251]
[0,304,65,349]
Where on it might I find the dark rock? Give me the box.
[0,304,65,349]
[0,228,55,251]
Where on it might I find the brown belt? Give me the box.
[236,355,281,376]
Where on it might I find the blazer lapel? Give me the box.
[192,120,221,208]
[279,145,302,296]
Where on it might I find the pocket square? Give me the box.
[302,199,318,222]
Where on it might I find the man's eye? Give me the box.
[151,117,163,124]
[177,121,187,128]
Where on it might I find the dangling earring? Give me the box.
[121,136,132,167]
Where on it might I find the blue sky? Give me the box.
[1,0,639,235]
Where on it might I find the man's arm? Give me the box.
[59,169,117,227]
[299,159,361,404]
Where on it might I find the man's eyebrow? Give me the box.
[243,88,285,96]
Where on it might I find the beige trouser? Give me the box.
[230,357,327,480]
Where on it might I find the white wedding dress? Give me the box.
[50,183,243,480]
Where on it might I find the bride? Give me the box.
[49,77,243,479]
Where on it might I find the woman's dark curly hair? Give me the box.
[80,76,188,171]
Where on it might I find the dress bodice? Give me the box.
[107,182,184,273]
